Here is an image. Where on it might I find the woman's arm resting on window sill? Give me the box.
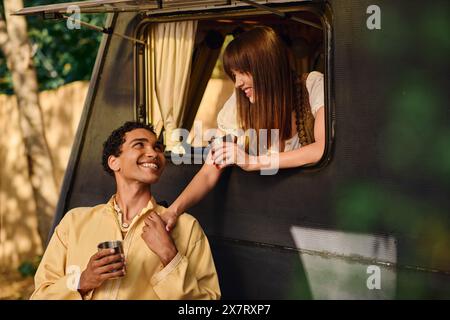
[245,106,325,171]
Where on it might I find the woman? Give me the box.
[162,26,325,231]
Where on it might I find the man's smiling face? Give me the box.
[109,128,166,185]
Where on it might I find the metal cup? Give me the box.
[97,240,124,254]
[97,241,124,275]
[210,134,237,148]
[210,135,224,151]
[210,135,238,167]
[209,136,225,168]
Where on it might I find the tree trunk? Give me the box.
[0,0,58,246]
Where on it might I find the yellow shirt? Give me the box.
[30,197,221,300]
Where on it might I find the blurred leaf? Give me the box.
[17,255,42,277]
[1,0,105,93]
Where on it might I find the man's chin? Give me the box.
[141,175,161,185]
[144,175,161,184]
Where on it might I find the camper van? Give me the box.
[17,0,450,299]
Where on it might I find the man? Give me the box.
[31,121,221,300]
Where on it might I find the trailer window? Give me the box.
[141,7,331,167]
[186,15,326,149]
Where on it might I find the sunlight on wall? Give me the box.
[0,81,88,271]
[290,226,397,299]
[187,78,234,147]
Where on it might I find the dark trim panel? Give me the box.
[49,13,117,246]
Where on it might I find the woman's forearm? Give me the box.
[169,163,222,215]
[247,140,325,172]
[276,141,325,168]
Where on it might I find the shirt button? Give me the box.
[122,223,129,228]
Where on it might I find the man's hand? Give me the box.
[160,207,179,232]
[141,212,178,266]
[78,249,125,296]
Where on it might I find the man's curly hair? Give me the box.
[102,121,156,176]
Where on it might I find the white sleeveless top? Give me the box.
[216,71,324,154]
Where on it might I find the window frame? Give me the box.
[134,2,334,170]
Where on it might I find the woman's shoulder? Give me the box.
[218,91,236,114]
[305,71,323,87]
[304,71,324,97]
[304,71,324,116]
[217,92,239,134]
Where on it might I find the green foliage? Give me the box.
[211,34,233,79]
[18,255,42,277]
[0,0,106,94]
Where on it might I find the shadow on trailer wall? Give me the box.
[40,0,449,299]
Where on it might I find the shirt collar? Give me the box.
[107,195,160,217]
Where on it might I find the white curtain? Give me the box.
[147,21,197,150]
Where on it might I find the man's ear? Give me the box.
[108,155,120,173]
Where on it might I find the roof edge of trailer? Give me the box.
[13,0,316,17]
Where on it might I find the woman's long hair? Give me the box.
[223,26,296,151]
